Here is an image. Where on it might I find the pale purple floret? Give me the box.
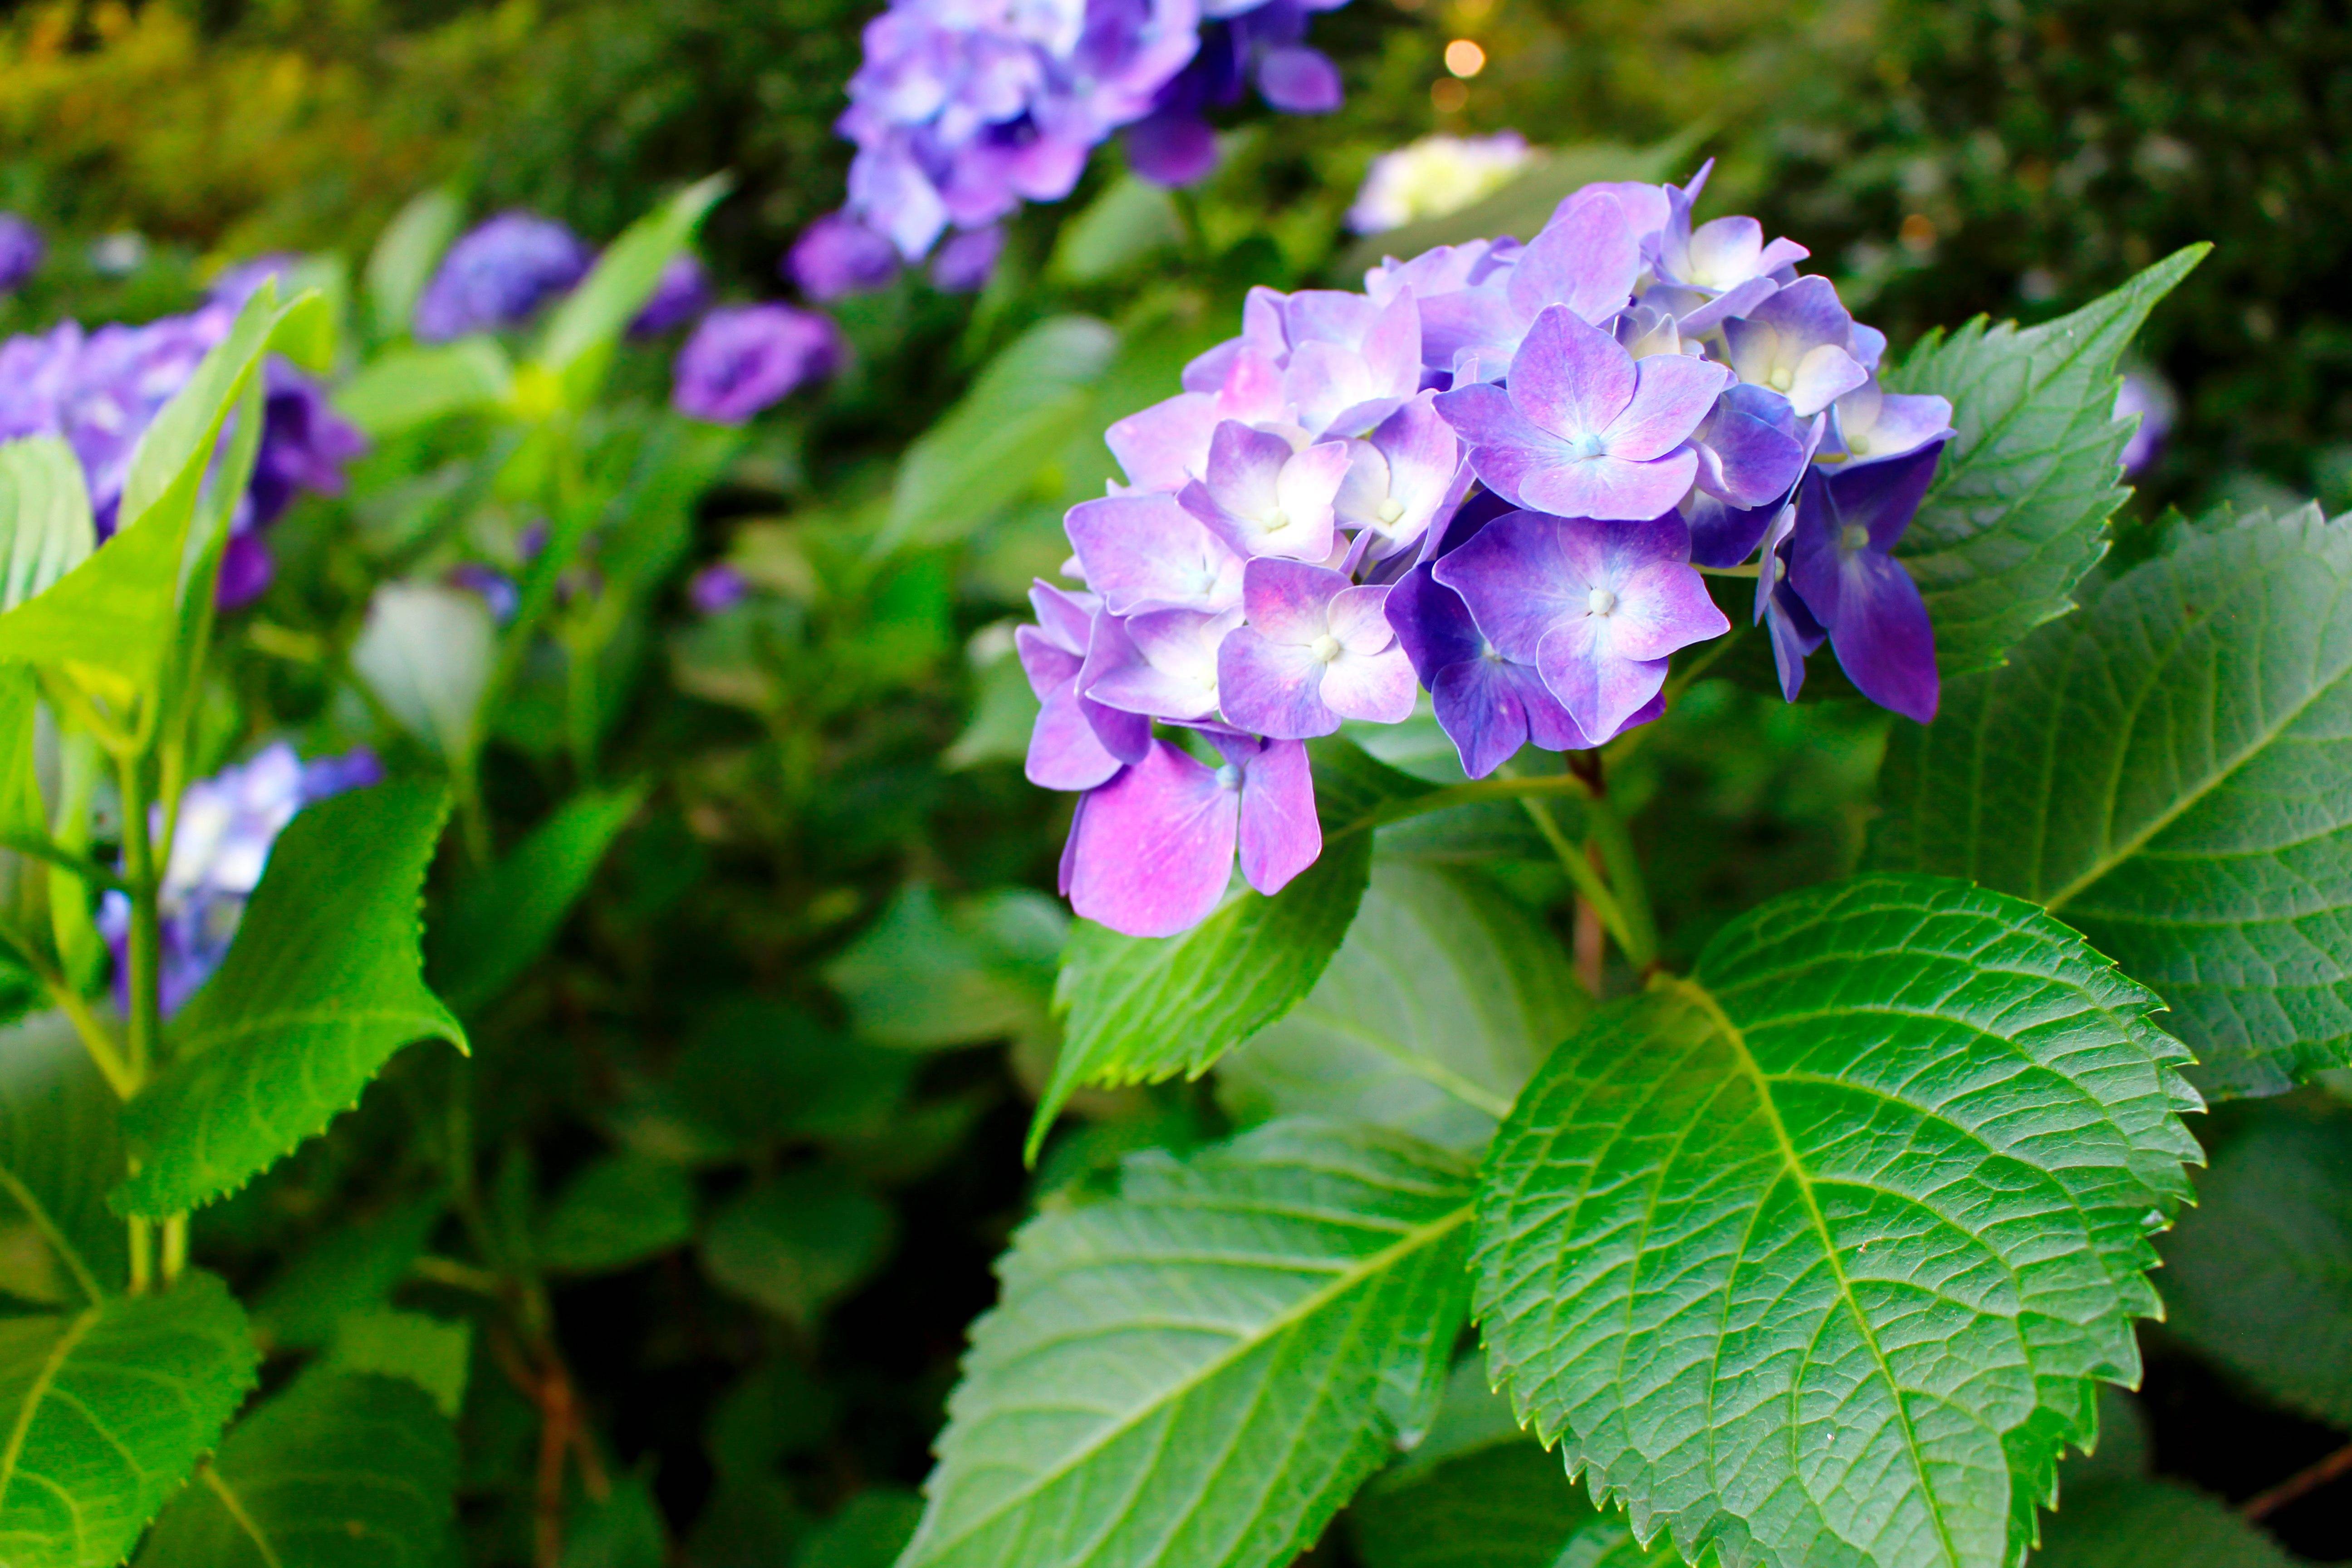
[2113,371,2175,475]
[1786,436,1950,723]
[1387,564,1653,776]
[1434,304,1729,521]
[1720,276,1870,418]
[1064,732,1318,936]
[1826,377,1954,468]
[1761,559,1828,702]
[413,213,591,342]
[929,224,1007,292]
[671,304,842,424]
[1065,490,1245,612]
[1652,174,1808,298]
[1416,188,1640,378]
[786,211,903,301]
[1689,381,1807,509]
[1080,604,1241,721]
[1362,236,1517,313]
[1107,343,1285,490]
[1019,581,1150,787]
[1275,287,1421,436]
[1434,510,1727,739]
[1332,393,1463,558]
[1217,559,1415,737]
[0,215,41,293]
[1179,421,1352,560]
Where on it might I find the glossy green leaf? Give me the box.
[2029,1480,2294,1568]
[2159,1103,2352,1428]
[1473,874,2202,1568]
[700,1168,894,1326]
[879,315,1118,553]
[135,1371,460,1568]
[333,339,515,438]
[1220,859,1585,1152]
[536,1152,696,1274]
[0,1012,126,1304]
[116,783,466,1217]
[1872,505,2352,1094]
[318,1310,472,1420]
[0,437,93,611]
[900,1120,1473,1568]
[0,284,326,689]
[250,1195,444,1350]
[0,1273,258,1568]
[364,187,464,341]
[1032,740,1431,1157]
[535,173,729,391]
[430,783,645,1014]
[1882,246,2205,676]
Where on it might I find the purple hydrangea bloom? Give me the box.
[1332,392,1463,559]
[1433,510,1727,740]
[1018,580,1151,787]
[0,215,41,293]
[1079,604,1241,721]
[1064,491,1244,613]
[629,254,712,337]
[1720,275,1870,418]
[98,743,382,1016]
[1178,420,1352,561]
[1063,732,1318,937]
[787,211,904,301]
[929,224,1007,292]
[1785,437,1950,723]
[413,213,592,342]
[1824,377,1953,469]
[1215,559,1415,737]
[689,562,750,616]
[2113,370,2175,475]
[671,304,843,424]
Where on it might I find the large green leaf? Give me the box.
[333,339,515,438]
[115,783,466,1217]
[1882,246,2204,677]
[134,1371,459,1568]
[898,1120,1473,1568]
[0,437,93,611]
[534,173,729,397]
[1872,505,2352,1094]
[2157,1102,2352,1428]
[316,1310,472,1420]
[1220,859,1585,1153]
[2029,1480,2294,1568]
[429,783,645,1015]
[0,1012,126,1303]
[1031,740,1431,1157]
[1472,874,2202,1568]
[250,1195,443,1350]
[0,1272,258,1568]
[0,284,328,689]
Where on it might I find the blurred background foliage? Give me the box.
[3,0,2348,1563]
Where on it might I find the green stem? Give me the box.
[1584,787,1659,973]
[159,1216,187,1285]
[451,763,495,870]
[1515,791,1637,959]
[114,753,162,1089]
[47,978,134,1099]
[1337,770,1589,838]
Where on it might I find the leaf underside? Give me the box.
[115,782,466,1217]
[1885,245,2205,678]
[1472,874,2201,1568]
[1873,505,2352,1095]
[0,1273,258,1568]
[899,1119,1473,1568]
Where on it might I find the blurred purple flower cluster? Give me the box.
[0,288,364,608]
[99,742,381,1016]
[0,214,44,293]
[789,0,1349,297]
[1016,163,1961,936]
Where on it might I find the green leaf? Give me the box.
[1871,505,2352,1094]
[1472,874,2202,1568]
[700,1168,895,1326]
[807,1490,922,1568]
[564,1469,668,1568]
[879,315,1118,553]
[1048,177,1183,284]
[429,783,645,1015]
[2029,1480,2295,1568]
[115,783,466,1217]
[0,284,327,690]
[899,1120,1472,1568]
[1031,740,1431,1158]
[823,883,1063,1051]
[0,437,93,612]
[1220,859,1586,1152]
[1880,246,2205,677]
[250,1195,443,1350]
[2158,1103,2352,1428]
[318,1310,472,1420]
[134,1371,460,1568]
[668,1001,916,1146]
[0,1011,126,1304]
[0,1272,258,1568]
[1351,1440,1670,1568]
[364,187,464,341]
[333,339,515,438]
[534,174,730,395]
[536,1152,696,1274]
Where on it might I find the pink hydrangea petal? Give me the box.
[1507,306,1637,440]
[1070,741,1239,936]
[1326,583,1396,653]
[1065,492,1242,614]
[1027,681,1127,790]
[1240,556,1348,644]
[1106,392,1216,490]
[1217,627,1340,738]
[1232,737,1320,895]
[1027,580,1099,655]
[1507,191,1640,326]
[1602,556,1731,662]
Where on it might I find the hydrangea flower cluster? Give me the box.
[671,303,844,424]
[414,212,594,342]
[1347,132,1533,235]
[98,743,382,1016]
[793,0,1351,294]
[1014,164,1955,935]
[0,298,364,608]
